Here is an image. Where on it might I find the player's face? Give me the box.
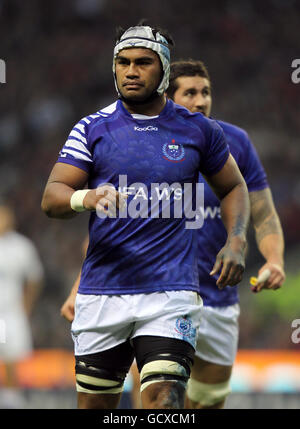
[173,76,212,117]
[115,48,162,102]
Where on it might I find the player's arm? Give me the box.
[61,236,89,322]
[22,242,44,317]
[249,188,285,292]
[204,154,250,289]
[41,163,88,218]
[41,163,125,218]
[23,278,43,317]
[60,271,81,322]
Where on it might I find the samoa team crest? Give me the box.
[162,139,185,162]
[175,317,194,338]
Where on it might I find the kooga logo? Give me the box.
[134,126,158,132]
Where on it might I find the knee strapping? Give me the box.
[187,378,231,406]
[75,361,126,394]
[140,355,192,392]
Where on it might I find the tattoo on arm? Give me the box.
[231,213,246,237]
[255,215,282,244]
[250,188,283,245]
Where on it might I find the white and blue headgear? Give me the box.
[113,25,171,96]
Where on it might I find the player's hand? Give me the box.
[252,262,285,293]
[210,235,246,289]
[60,293,76,322]
[83,185,128,217]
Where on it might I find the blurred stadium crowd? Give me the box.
[0,0,299,351]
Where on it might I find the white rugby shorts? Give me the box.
[71,290,203,356]
[194,304,240,366]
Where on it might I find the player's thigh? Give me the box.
[75,340,135,409]
[133,335,195,408]
[186,357,232,409]
[71,294,135,356]
[191,355,232,383]
[129,361,142,409]
[191,304,240,384]
[194,304,240,369]
[130,290,202,407]
[131,290,202,351]
[186,305,239,408]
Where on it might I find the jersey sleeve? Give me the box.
[57,117,93,173]
[238,133,269,192]
[200,119,230,176]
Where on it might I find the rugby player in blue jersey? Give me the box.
[166,60,285,409]
[42,25,250,409]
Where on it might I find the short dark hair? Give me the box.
[115,19,175,47]
[167,60,211,99]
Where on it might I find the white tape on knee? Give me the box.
[187,378,231,407]
[76,373,124,394]
[140,360,188,392]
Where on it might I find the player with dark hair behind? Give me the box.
[167,60,285,409]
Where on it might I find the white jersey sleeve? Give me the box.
[19,235,44,283]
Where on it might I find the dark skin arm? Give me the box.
[41,163,126,218]
[204,154,250,289]
[60,236,89,322]
[249,188,285,292]
[41,163,88,218]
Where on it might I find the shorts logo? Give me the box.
[175,317,193,338]
[163,140,185,162]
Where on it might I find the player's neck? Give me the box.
[122,95,166,117]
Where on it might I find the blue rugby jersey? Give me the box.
[57,99,229,295]
[197,120,269,307]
